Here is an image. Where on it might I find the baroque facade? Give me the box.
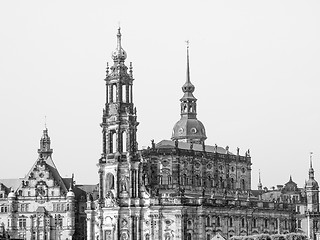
[84,29,313,240]
[0,29,319,240]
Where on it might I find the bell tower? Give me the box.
[98,28,139,202]
[306,153,319,212]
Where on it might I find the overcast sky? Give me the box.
[0,1,319,189]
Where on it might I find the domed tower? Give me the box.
[171,44,207,144]
[87,27,142,240]
[306,155,319,212]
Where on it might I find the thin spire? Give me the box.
[185,40,190,84]
[309,152,315,179]
[117,27,122,51]
[44,116,47,129]
[258,169,263,190]
[259,170,261,183]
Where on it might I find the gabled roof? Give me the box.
[18,155,68,194]
[0,178,22,192]
[155,140,231,154]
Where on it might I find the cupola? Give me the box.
[171,43,207,144]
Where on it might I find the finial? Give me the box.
[106,62,109,75]
[185,40,190,84]
[129,62,133,76]
[289,175,292,181]
[44,116,47,129]
[259,169,261,183]
[117,27,122,49]
[310,152,313,168]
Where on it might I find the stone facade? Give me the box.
[0,128,76,239]
[84,29,308,240]
[1,28,319,240]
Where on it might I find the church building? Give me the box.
[85,28,300,240]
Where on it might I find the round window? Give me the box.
[190,128,197,133]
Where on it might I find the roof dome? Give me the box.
[67,189,75,198]
[111,28,127,62]
[306,178,319,189]
[172,117,206,143]
[282,176,298,193]
[8,190,16,199]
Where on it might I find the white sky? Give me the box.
[0,1,319,189]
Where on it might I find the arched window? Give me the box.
[106,173,114,191]
[121,131,127,152]
[216,216,220,227]
[265,219,268,228]
[145,234,150,240]
[122,84,126,103]
[230,178,234,189]
[284,220,287,229]
[196,175,201,186]
[253,218,257,228]
[112,84,117,102]
[206,216,210,226]
[111,132,117,153]
[220,177,224,188]
[183,174,187,185]
[183,104,187,113]
[242,218,245,228]
[241,179,245,190]
[229,217,233,227]
[187,233,192,240]
[207,176,211,188]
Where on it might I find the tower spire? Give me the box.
[309,152,314,179]
[258,169,263,190]
[171,42,207,144]
[186,40,191,85]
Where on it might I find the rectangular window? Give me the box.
[57,204,60,212]
[297,206,300,213]
[298,220,301,228]
[18,219,26,228]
